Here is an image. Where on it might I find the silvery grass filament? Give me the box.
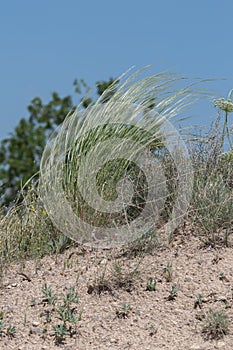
[39,67,205,248]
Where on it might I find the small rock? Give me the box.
[217,341,226,348]
[92,314,99,321]
[29,327,43,335]
[65,284,73,290]
[11,283,17,287]
[197,260,204,265]
[100,258,108,265]
[110,338,117,343]
[32,321,40,327]
[184,276,192,282]
[190,345,202,350]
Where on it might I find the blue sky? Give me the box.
[1,0,233,140]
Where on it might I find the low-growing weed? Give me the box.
[40,284,81,344]
[202,309,229,340]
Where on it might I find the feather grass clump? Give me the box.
[39,67,206,248]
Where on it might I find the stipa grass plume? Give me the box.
[39,67,207,248]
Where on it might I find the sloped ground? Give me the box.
[1,231,233,350]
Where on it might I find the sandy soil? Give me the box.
[1,232,233,350]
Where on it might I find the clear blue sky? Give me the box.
[1,0,233,140]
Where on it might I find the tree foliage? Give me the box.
[0,78,117,206]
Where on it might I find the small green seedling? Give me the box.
[194,294,203,309]
[167,285,178,301]
[163,262,173,282]
[53,324,68,344]
[58,305,77,324]
[0,321,5,336]
[6,325,16,338]
[219,272,228,281]
[42,283,57,305]
[0,314,16,339]
[149,324,157,336]
[30,298,36,307]
[116,303,131,319]
[63,287,80,307]
[146,277,157,291]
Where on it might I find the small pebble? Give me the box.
[100,258,108,265]
[110,338,117,343]
[65,284,73,290]
[190,345,202,350]
[29,327,43,335]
